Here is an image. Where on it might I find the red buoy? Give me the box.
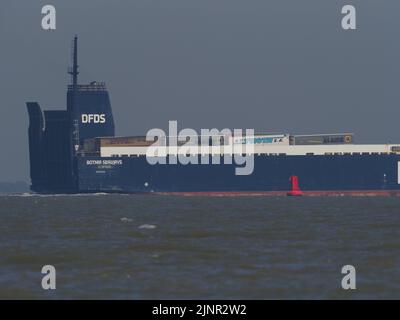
[287,175,303,196]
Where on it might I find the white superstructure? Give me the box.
[101,144,400,157]
[95,133,400,157]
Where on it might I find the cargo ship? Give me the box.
[26,37,400,196]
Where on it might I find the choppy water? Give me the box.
[0,194,399,299]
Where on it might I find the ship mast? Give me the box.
[68,35,79,89]
[68,35,80,154]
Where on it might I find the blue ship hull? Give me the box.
[77,154,400,193]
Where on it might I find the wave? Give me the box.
[138,224,157,230]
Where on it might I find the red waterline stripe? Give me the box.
[151,190,400,197]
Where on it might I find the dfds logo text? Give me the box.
[81,114,106,124]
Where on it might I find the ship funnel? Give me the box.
[66,35,115,143]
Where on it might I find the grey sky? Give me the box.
[0,0,399,181]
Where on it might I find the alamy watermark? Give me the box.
[41,265,56,290]
[341,265,356,290]
[41,4,357,31]
[145,121,255,176]
[41,5,56,30]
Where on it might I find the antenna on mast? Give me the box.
[68,35,79,87]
